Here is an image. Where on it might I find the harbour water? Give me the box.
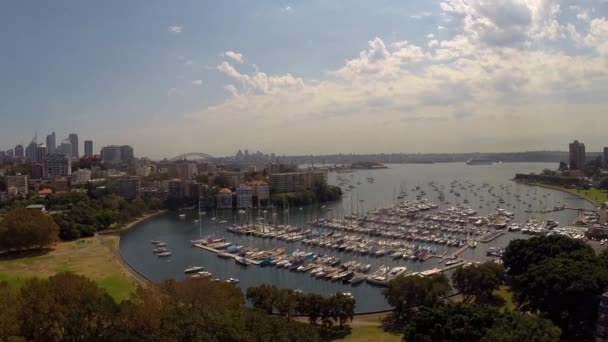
[120,163,595,312]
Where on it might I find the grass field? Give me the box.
[494,285,516,312]
[569,188,608,206]
[0,236,138,302]
[335,326,402,342]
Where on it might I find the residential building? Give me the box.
[224,171,244,188]
[569,140,586,170]
[136,166,152,177]
[58,139,73,156]
[604,147,608,168]
[176,161,198,181]
[236,184,253,208]
[248,181,270,202]
[304,170,328,188]
[270,172,305,194]
[186,182,202,199]
[100,145,134,164]
[52,177,69,193]
[140,188,169,202]
[14,144,24,159]
[31,163,44,180]
[117,176,141,200]
[71,169,91,185]
[44,153,72,178]
[26,204,46,213]
[216,188,233,209]
[46,132,56,153]
[69,134,79,159]
[168,179,185,199]
[84,140,93,157]
[36,144,48,163]
[6,175,28,194]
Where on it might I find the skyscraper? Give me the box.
[46,132,56,153]
[25,140,38,161]
[36,144,48,163]
[84,140,93,157]
[59,139,72,157]
[69,133,79,159]
[14,145,24,159]
[569,140,586,170]
[100,145,134,164]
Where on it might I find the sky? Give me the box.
[1,0,608,159]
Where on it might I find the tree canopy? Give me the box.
[383,273,450,325]
[452,261,505,302]
[0,207,59,252]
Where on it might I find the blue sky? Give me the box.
[1,1,608,158]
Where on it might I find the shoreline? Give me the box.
[100,210,168,289]
[512,180,598,207]
[98,209,169,236]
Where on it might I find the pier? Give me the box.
[193,243,261,265]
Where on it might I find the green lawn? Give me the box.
[97,274,135,302]
[336,326,402,342]
[493,285,516,312]
[0,237,138,302]
[570,188,608,206]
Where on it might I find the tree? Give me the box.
[274,288,299,319]
[161,278,244,312]
[19,272,118,341]
[247,284,278,314]
[558,161,569,172]
[482,312,560,342]
[0,282,21,340]
[503,235,594,277]
[404,303,499,342]
[512,256,608,340]
[0,207,59,252]
[296,293,325,325]
[383,274,450,325]
[330,292,355,328]
[598,177,608,190]
[452,262,504,302]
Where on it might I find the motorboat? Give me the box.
[184,266,204,274]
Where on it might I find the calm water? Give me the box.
[120,163,594,312]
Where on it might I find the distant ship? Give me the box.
[466,158,494,165]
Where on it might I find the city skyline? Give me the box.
[2,1,608,158]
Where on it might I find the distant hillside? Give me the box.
[282,151,603,165]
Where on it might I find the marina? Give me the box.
[120,162,597,312]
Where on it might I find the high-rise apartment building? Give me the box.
[117,176,141,200]
[71,169,91,185]
[168,179,185,199]
[14,145,24,159]
[59,139,72,157]
[569,140,586,170]
[46,132,56,153]
[44,153,72,178]
[176,161,198,181]
[36,144,48,163]
[6,175,28,194]
[236,184,253,208]
[100,145,134,164]
[604,147,608,168]
[68,134,79,159]
[84,140,93,157]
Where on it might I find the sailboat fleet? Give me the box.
[158,174,597,291]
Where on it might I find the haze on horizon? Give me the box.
[1,0,608,159]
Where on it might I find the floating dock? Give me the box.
[193,243,260,265]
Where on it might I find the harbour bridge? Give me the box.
[168,152,216,162]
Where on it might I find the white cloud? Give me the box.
[168,25,183,34]
[224,51,244,64]
[192,80,203,86]
[173,1,608,154]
